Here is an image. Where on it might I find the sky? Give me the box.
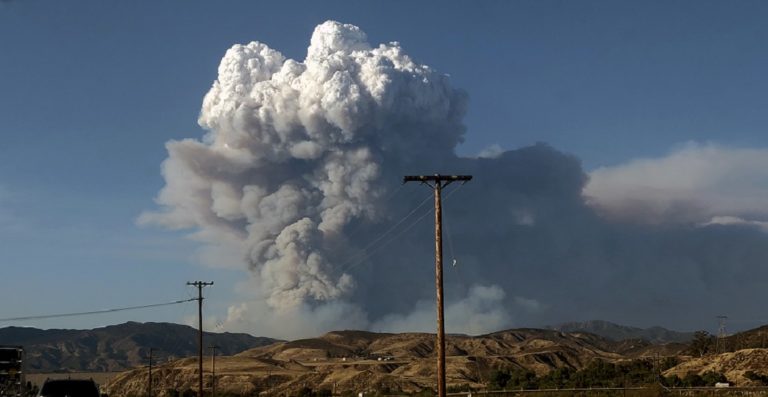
[1,0,767,338]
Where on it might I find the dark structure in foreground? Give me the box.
[0,346,24,397]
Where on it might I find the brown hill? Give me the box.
[719,325,768,351]
[0,322,277,372]
[663,348,768,386]
[105,328,688,396]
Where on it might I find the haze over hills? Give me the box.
[0,322,277,372]
[546,320,695,344]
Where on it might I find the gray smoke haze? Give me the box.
[585,143,768,228]
[142,21,768,338]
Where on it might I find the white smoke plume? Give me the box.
[144,21,768,337]
[141,21,475,334]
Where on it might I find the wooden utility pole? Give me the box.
[209,345,220,397]
[403,174,472,397]
[148,348,155,397]
[187,281,214,397]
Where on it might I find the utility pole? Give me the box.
[187,281,214,397]
[209,345,220,397]
[403,174,472,397]
[148,348,155,397]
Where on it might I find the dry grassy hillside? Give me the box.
[104,328,689,397]
[0,322,276,372]
[663,348,768,386]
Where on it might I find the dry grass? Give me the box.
[25,372,121,389]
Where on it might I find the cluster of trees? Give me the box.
[662,371,727,387]
[744,371,768,385]
[0,380,35,397]
[689,331,715,357]
[22,381,39,397]
[487,358,728,390]
[688,329,768,356]
[297,387,332,397]
[162,388,197,397]
[0,381,38,397]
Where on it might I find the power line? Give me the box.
[364,193,434,250]
[341,204,433,273]
[338,193,434,272]
[0,298,197,322]
[340,183,468,273]
[442,183,466,267]
[381,182,467,252]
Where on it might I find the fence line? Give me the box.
[446,386,768,396]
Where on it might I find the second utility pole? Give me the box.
[209,345,220,397]
[187,281,213,397]
[148,348,155,397]
[403,174,471,397]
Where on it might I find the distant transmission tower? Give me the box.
[716,315,728,353]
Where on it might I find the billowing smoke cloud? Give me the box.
[141,20,469,334]
[143,21,768,337]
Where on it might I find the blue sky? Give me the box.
[1,0,767,333]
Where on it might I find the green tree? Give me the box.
[682,373,705,387]
[618,359,654,386]
[744,371,768,385]
[181,389,196,397]
[660,356,679,371]
[446,384,471,393]
[411,389,434,397]
[538,367,574,389]
[700,371,728,386]
[489,369,511,389]
[296,387,314,397]
[570,360,619,388]
[662,375,683,387]
[507,369,538,390]
[689,330,713,357]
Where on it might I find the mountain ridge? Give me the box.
[545,319,695,343]
[105,326,690,397]
[0,321,277,372]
